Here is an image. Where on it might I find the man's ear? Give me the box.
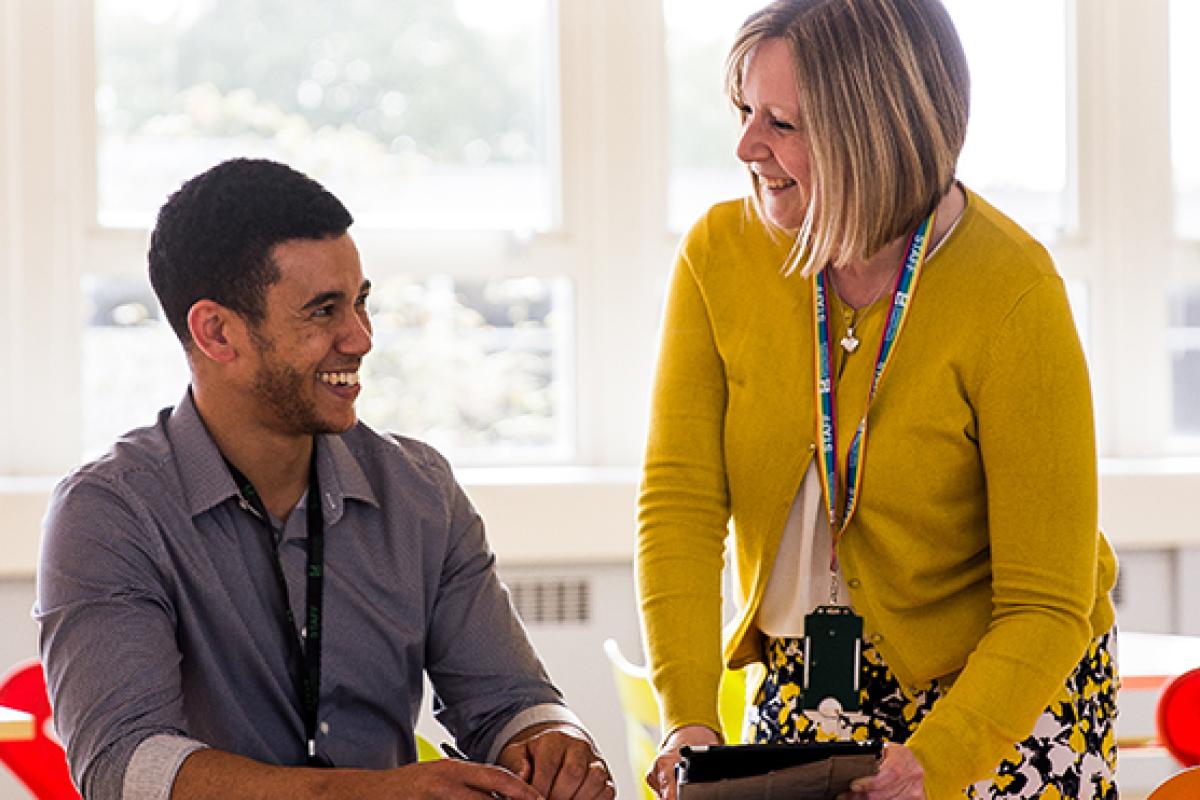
[187,300,241,364]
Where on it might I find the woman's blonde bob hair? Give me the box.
[726,0,969,275]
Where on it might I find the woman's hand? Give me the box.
[645,725,722,800]
[845,743,925,799]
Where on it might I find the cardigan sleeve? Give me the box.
[636,221,733,736]
[905,274,1101,798]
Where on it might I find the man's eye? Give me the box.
[312,305,335,318]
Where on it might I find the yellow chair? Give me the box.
[603,639,747,799]
[415,732,444,762]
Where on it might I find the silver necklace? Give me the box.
[829,267,897,353]
[841,314,863,353]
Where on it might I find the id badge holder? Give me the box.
[802,605,863,713]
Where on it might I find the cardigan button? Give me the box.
[847,578,861,589]
[870,632,883,644]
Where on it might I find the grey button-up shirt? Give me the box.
[36,392,578,800]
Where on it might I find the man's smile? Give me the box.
[317,370,360,387]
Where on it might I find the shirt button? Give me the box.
[847,578,861,589]
[320,721,331,734]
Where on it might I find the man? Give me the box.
[36,159,614,800]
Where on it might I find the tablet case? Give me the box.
[678,741,882,800]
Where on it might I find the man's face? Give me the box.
[244,233,373,437]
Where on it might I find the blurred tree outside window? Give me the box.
[89,0,572,465]
[358,274,572,462]
[96,0,551,230]
[82,274,572,463]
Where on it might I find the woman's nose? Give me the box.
[735,118,768,165]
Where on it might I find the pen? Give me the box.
[440,741,469,760]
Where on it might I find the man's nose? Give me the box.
[339,311,372,356]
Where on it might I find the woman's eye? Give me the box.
[771,119,796,131]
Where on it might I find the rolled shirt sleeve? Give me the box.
[36,477,195,800]
[422,453,576,762]
[122,735,208,800]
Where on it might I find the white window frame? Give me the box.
[2,0,1199,481]
[0,0,676,477]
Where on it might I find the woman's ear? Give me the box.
[186,300,240,364]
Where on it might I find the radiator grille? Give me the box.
[507,578,591,625]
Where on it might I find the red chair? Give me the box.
[0,660,80,799]
[1158,667,1200,768]
[1148,765,1200,799]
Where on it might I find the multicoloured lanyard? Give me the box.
[812,212,936,603]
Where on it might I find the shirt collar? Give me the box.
[167,389,380,523]
[312,430,379,525]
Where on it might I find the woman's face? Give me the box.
[735,37,812,230]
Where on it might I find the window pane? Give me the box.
[664,1,1071,238]
[1169,287,1200,442]
[95,0,552,231]
[664,0,763,232]
[82,274,573,463]
[82,276,190,458]
[358,275,573,463]
[1171,0,1200,238]
[943,0,1069,239]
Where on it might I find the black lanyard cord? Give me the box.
[226,443,326,767]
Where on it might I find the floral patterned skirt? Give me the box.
[747,629,1119,799]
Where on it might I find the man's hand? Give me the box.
[380,759,545,799]
[645,724,721,800]
[497,723,615,800]
[844,743,925,800]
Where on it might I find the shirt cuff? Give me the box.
[122,733,209,800]
[485,703,590,764]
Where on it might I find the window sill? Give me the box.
[2,460,1198,576]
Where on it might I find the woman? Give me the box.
[636,1,1119,798]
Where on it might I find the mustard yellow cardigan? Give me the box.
[636,189,1117,798]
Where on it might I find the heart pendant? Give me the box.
[840,334,860,353]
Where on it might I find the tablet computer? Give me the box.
[678,740,883,784]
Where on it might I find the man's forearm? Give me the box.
[172,749,338,800]
[171,746,543,800]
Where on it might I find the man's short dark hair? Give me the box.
[149,158,353,344]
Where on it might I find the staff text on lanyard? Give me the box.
[811,212,936,604]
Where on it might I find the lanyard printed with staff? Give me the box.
[801,212,936,715]
[812,211,936,605]
[226,443,328,767]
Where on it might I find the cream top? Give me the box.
[755,462,852,636]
